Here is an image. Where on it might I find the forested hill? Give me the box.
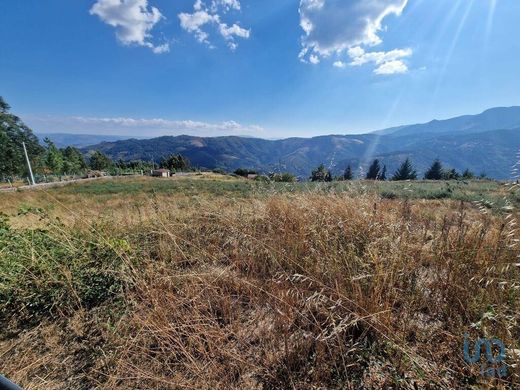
[85,128,520,179]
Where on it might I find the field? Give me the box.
[1,174,519,389]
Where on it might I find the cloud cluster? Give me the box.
[26,115,263,137]
[299,0,411,75]
[90,0,169,54]
[179,0,250,50]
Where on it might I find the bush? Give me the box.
[0,215,127,330]
[269,172,297,182]
[380,191,398,199]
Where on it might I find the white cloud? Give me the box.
[374,60,408,75]
[179,1,250,50]
[211,0,241,12]
[348,46,412,74]
[299,0,411,75]
[309,54,320,64]
[90,0,169,53]
[25,115,264,137]
[333,61,345,68]
[179,10,219,43]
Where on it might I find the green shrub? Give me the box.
[380,191,398,199]
[0,217,127,330]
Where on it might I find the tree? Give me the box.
[62,146,87,174]
[0,96,44,178]
[234,168,256,177]
[160,154,190,171]
[380,165,387,181]
[392,158,417,181]
[343,165,353,180]
[0,96,10,113]
[310,164,332,182]
[89,151,113,171]
[424,159,443,180]
[462,169,475,179]
[442,168,460,180]
[269,172,296,182]
[43,138,64,174]
[366,159,381,180]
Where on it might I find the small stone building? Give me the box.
[151,169,171,178]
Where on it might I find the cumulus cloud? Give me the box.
[90,0,169,53]
[25,115,264,137]
[348,46,412,75]
[179,0,250,50]
[373,60,408,75]
[299,0,411,75]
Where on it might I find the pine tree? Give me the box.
[89,151,113,171]
[0,96,44,177]
[62,146,87,174]
[424,159,443,180]
[392,158,417,181]
[343,165,353,180]
[43,138,64,174]
[311,164,332,182]
[366,159,381,180]
[442,168,460,180]
[380,165,387,181]
[462,169,475,179]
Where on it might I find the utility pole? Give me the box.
[22,142,36,185]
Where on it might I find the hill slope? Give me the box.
[82,107,520,179]
[37,133,145,148]
[373,106,520,136]
[84,129,520,179]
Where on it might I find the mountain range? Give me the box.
[44,107,520,179]
[36,133,144,148]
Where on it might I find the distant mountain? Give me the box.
[373,106,520,136]
[81,107,520,179]
[37,133,146,148]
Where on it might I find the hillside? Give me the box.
[373,106,520,136]
[1,176,518,388]
[84,128,520,179]
[37,133,144,148]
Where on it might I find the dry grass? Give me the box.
[1,178,519,389]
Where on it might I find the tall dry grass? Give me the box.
[1,189,519,389]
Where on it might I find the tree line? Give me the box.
[0,96,193,181]
[1,95,484,183]
[309,158,479,182]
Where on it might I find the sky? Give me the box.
[1,0,519,139]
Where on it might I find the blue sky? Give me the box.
[1,0,519,138]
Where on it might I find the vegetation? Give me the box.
[0,97,158,183]
[380,164,387,180]
[343,165,353,180]
[85,119,520,180]
[424,159,443,180]
[269,172,297,182]
[160,154,191,172]
[392,158,418,181]
[462,168,475,179]
[0,175,518,388]
[366,159,381,180]
[234,168,257,177]
[0,97,44,179]
[310,164,332,182]
[88,150,113,171]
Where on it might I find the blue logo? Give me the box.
[463,333,507,378]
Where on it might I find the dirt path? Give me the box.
[0,175,140,193]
